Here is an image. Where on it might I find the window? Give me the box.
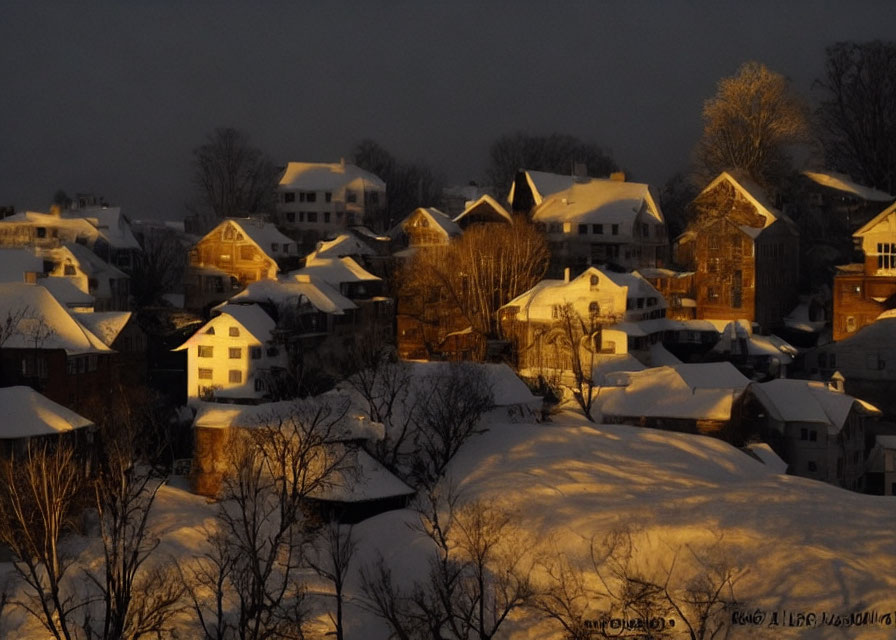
[325,192,332,203]
[877,243,896,270]
[229,347,241,359]
[198,368,213,379]
[240,245,254,260]
[590,274,599,288]
[284,192,295,203]
[298,211,305,222]
[324,212,331,223]
[205,327,215,335]
[578,224,588,235]
[707,286,719,302]
[255,378,265,392]
[64,264,76,275]
[611,224,619,235]
[306,192,317,203]
[271,243,279,253]
[36,227,47,238]
[636,298,644,309]
[589,301,599,315]
[592,224,603,234]
[229,370,242,383]
[299,192,306,202]
[250,346,262,359]
[807,461,817,472]
[800,428,808,440]
[346,190,357,203]
[198,345,213,358]
[308,212,318,223]
[229,327,240,337]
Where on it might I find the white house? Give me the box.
[275,161,386,241]
[174,303,287,405]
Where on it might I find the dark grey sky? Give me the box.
[1,1,893,220]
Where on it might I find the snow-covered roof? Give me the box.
[853,200,896,239]
[746,442,789,473]
[452,194,514,226]
[175,303,275,351]
[309,233,377,259]
[223,218,295,257]
[0,386,94,438]
[0,248,44,281]
[700,171,792,239]
[39,278,95,309]
[309,446,414,503]
[73,311,132,346]
[400,207,461,239]
[674,362,751,391]
[598,365,742,422]
[752,379,880,433]
[532,178,664,226]
[62,206,142,250]
[803,170,894,202]
[0,282,111,355]
[278,161,385,191]
[191,397,383,442]
[507,170,576,206]
[0,211,102,243]
[406,361,540,408]
[229,276,356,315]
[64,242,128,280]
[290,256,380,288]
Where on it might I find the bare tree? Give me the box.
[131,227,187,308]
[0,439,83,640]
[411,363,494,488]
[188,127,278,231]
[694,61,810,188]
[307,522,357,640]
[360,485,533,640]
[401,216,549,358]
[535,529,742,640]
[816,41,896,194]
[184,398,353,640]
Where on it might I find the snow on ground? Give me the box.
[4,411,895,638]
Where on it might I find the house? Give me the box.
[831,200,896,341]
[519,172,668,275]
[676,171,800,331]
[865,435,896,495]
[745,378,879,490]
[0,282,115,415]
[0,386,95,458]
[453,194,514,229]
[61,201,143,273]
[275,161,387,249]
[74,310,148,386]
[184,217,299,312]
[392,207,460,251]
[499,267,667,377]
[635,267,697,321]
[62,243,130,311]
[811,312,896,416]
[188,397,414,523]
[595,362,752,440]
[174,303,287,406]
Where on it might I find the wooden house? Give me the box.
[832,200,896,341]
[677,171,799,331]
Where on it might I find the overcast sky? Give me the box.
[1,1,893,220]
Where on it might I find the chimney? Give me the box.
[610,172,626,182]
[828,370,845,393]
[564,267,570,282]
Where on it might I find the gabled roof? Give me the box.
[0,283,111,354]
[598,365,741,421]
[531,178,664,226]
[0,386,93,438]
[507,170,577,206]
[697,171,792,239]
[399,207,461,239]
[853,200,896,238]
[174,303,275,351]
[64,242,128,280]
[229,276,357,314]
[40,278,95,309]
[0,248,44,281]
[214,218,295,258]
[0,211,102,244]
[62,206,142,250]
[453,194,513,227]
[803,170,894,202]
[290,256,380,288]
[309,233,377,259]
[309,446,415,502]
[278,161,385,191]
[752,379,880,434]
[73,311,132,346]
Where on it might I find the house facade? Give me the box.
[274,161,386,250]
[184,218,298,311]
[677,171,799,331]
[832,200,896,341]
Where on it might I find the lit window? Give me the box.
[229,370,242,383]
[229,347,241,359]
[198,345,213,358]
[877,243,896,270]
